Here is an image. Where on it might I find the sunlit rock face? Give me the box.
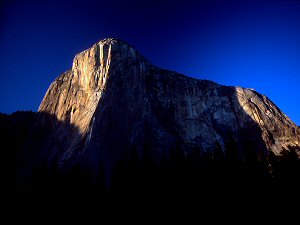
[37,38,300,183]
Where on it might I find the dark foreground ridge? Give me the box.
[1,38,300,218]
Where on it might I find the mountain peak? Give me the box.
[98,37,123,45]
[34,38,300,187]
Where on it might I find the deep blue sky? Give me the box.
[1,0,300,125]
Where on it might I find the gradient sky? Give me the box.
[1,0,300,125]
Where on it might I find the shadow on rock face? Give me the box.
[2,37,300,219]
[1,91,299,218]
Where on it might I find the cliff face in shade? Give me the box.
[36,38,300,184]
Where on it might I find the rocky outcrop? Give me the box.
[34,38,300,185]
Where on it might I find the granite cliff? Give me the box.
[23,38,300,187]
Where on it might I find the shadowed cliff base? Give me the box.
[107,86,300,207]
[1,110,299,217]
